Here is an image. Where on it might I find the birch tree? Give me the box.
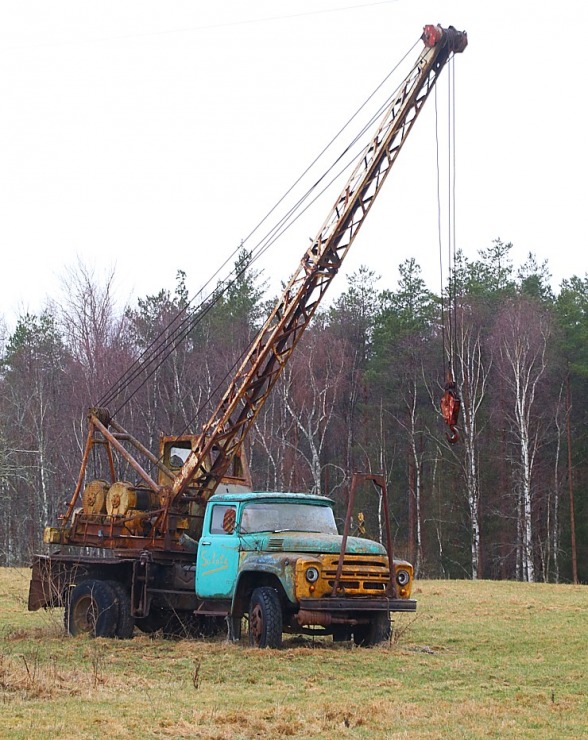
[279,323,349,493]
[492,298,552,581]
[452,304,491,578]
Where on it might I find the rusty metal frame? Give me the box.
[332,473,397,598]
[60,410,172,528]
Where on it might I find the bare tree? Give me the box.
[250,389,298,492]
[544,382,566,582]
[57,260,129,398]
[280,325,350,493]
[395,374,425,575]
[453,305,491,578]
[492,298,552,582]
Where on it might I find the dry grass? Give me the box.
[1,567,586,738]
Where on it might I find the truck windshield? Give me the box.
[240,502,338,535]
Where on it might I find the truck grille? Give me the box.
[322,554,389,593]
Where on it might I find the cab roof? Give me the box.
[208,491,334,506]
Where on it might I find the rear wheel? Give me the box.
[65,579,118,638]
[107,581,135,639]
[135,607,168,634]
[161,610,198,639]
[248,587,282,649]
[353,611,391,647]
[160,611,221,639]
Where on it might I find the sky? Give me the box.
[1,0,587,330]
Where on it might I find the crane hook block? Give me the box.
[440,381,461,444]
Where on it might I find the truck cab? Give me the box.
[196,492,415,647]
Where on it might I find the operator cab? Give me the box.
[159,435,253,493]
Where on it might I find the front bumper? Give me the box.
[298,597,417,613]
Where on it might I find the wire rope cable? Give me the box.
[436,52,458,381]
[98,38,421,419]
[449,55,458,378]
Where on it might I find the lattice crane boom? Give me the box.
[168,24,467,508]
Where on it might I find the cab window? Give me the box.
[169,445,191,468]
[210,505,237,535]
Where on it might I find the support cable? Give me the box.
[99,40,420,416]
[437,54,460,444]
[449,55,458,378]
[435,83,446,374]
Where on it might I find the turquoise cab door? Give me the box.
[195,503,240,599]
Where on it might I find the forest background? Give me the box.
[0,238,586,584]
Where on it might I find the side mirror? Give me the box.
[222,507,237,534]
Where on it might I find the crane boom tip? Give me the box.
[422,24,468,53]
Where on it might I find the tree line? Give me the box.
[1,240,586,582]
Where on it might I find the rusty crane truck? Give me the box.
[28,24,467,647]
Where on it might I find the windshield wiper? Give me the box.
[271,528,326,534]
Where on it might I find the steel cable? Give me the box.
[99,39,420,421]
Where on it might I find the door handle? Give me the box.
[200,541,211,546]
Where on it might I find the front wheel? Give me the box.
[248,587,282,649]
[332,625,351,643]
[353,611,391,647]
[228,614,243,642]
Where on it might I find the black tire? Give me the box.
[161,611,187,638]
[198,616,226,638]
[228,614,242,642]
[135,607,168,634]
[107,581,135,639]
[332,625,351,643]
[248,587,282,648]
[65,579,118,638]
[161,613,228,640]
[353,611,391,647]
[161,610,201,639]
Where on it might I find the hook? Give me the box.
[440,377,461,444]
[446,424,459,444]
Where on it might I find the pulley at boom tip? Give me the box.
[422,24,468,53]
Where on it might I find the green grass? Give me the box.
[1,568,586,738]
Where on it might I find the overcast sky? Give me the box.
[1,0,586,329]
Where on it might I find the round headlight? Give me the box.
[305,567,320,583]
[396,569,410,587]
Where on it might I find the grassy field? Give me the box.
[1,568,586,738]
